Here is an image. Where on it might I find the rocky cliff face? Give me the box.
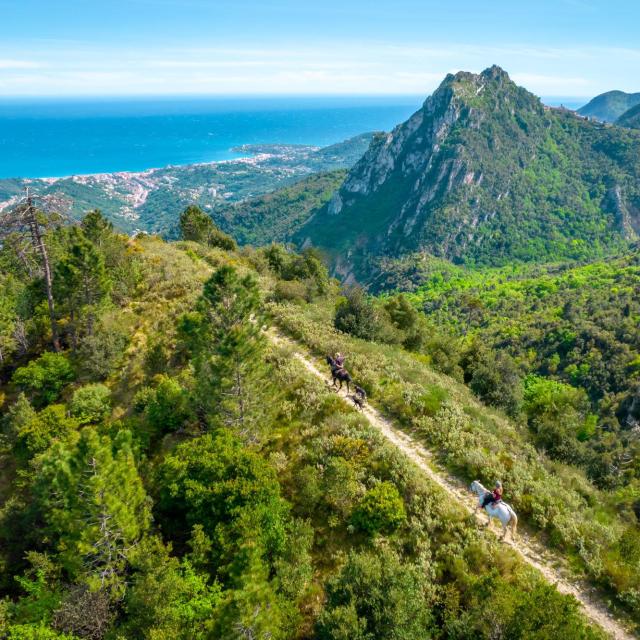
[298,66,640,285]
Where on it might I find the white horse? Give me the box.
[470,480,518,541]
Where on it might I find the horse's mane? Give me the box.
[472,480,490,495]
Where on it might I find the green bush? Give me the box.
[121,537,222,640]
[69,384,112,425]
[316,548,434,639]
[146,375,192,434]
[5,396,77,460]
[6,625,78,640]
[351,481,406,535]
[77,325,128,379]
[334,287,382,341]
[12,353,75,406]
[155,430,290,574]
[272,279,308,303]
[263,245,329,300]
[179,205,236,250]
[523,375,590,463]
[466,347,523,418]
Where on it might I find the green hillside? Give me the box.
[297,67,640,284]
[387,253,640,486]
[578,91,640,122]
[1,210,630,639]
[618,104,640,129]
[213,170,346,245]
[271,279,640,632]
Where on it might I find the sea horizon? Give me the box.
[0,94,589,180]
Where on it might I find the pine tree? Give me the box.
[54,227,111,347]
[81,210,113,248]
[0,192,69,351]
[36,428,150,598]
[179,205,236,250]
[0,285,17,365]
[194,265,268,435]
[213,544,293,640]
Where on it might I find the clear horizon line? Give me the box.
[0,92,592,101]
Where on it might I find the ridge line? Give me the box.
[269,330,635,640]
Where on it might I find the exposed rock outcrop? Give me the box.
[298,66,640,285]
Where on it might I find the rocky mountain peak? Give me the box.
[297,68,640,285]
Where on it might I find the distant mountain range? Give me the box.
[578,90,640,122]
[293,67,640,285]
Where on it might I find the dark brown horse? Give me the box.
[326,354,352,392]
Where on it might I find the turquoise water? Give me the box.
[0,95,587,179]
[0,96,423,179]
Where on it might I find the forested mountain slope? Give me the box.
[387,253,640,489]
[618,104,640,129]
[1,209,634,638]
[271,283,640,635]
[297,67,640,284]
[213,170,346,245]
[579,91,640,123]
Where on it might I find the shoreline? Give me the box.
[0,142,328,214]
[5,142,323,183]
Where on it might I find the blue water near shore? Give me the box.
[0,96,424,179]
[0,95,587,179]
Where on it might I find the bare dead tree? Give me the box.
[0,189,72,352]
[52,584,113,640]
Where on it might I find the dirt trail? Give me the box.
[270,331,636,640]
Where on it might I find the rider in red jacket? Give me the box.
[482,481,503,508]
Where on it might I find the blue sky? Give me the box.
[1,0,638,97]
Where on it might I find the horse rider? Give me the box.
[481,481,503,509]
[334,352,346,369]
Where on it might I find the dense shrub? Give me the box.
[264,245,329,300]
[334,287,382,341]
[272,279,308,303]
[351,481,406,535]
[179,205,236,250]
[5,625,77,640]
[464,344,523,417]
[154,430,291,573]
[69,384,111,425]
[5,396,77,460]
[77,325,128,379]
[524,375,592,463]
[316,548,434,639]
[12,353,75,406]
[146,375,192,434]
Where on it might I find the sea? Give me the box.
[0,95,587,180]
